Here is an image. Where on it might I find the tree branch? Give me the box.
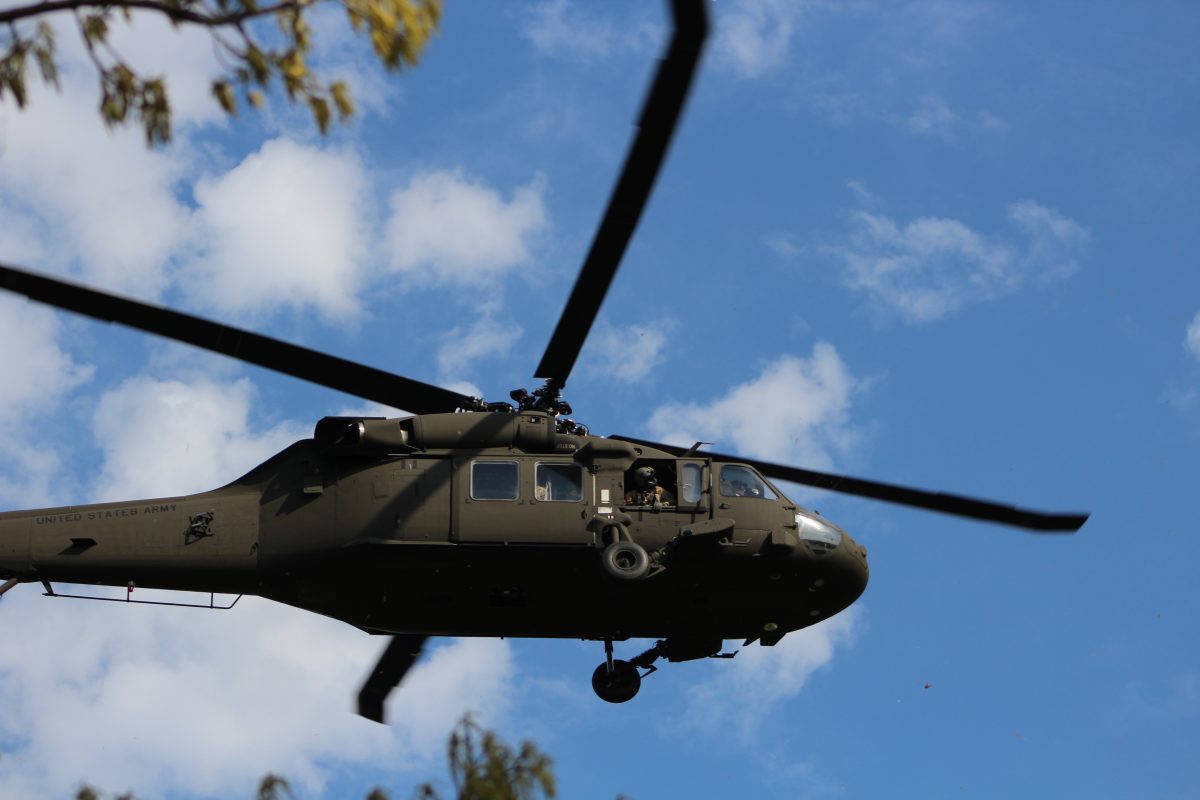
[0,0,309,28]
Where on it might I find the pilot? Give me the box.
[729,479,762,498]
[624,466,675,508]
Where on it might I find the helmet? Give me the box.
[633,466,658,488]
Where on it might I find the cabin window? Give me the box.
[719,465,776,499]
[680,463,703,504]
[534,463,583,501]
[471,460,519,500]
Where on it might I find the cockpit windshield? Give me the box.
[719,465,776,499]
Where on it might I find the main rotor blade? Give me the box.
[0,263,475,415]
[357,634,429,724]
[610,435,1089,532]
[533,0,708,389]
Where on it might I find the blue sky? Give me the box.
[0,1,1198,797]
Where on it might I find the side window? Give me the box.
[719,465,776,499]
[535,463,583,502]
[680,463,703,504]
[471,461,519,500]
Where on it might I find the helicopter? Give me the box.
[0,0,1087,724]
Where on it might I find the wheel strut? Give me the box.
[592,638,662,703]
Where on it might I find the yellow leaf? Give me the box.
[308,95,331,134]
[330,81,354,119]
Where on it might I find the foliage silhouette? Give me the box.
[0,0,441,145]
[73,715,558,800]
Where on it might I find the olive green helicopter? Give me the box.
[0,0,1087,723]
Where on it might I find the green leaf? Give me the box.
[246,45,270,85]
[257,773,293,800]
[82,13,109,44]
[212,79,236,114]
[140,77,171,145]
[0,48,29,108]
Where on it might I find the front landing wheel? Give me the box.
[591,659,641,703]
[601,541,650,580]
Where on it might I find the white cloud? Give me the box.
[584,320,674,383]
[845,179,878,205]
[905,94,961,141]
[901,0,989,48]
[831,201,1089,323]
[443,380,486,401]
[648,343,860,469]
[763,234,800,257]
[1187,312,1200,361]
[0,197,53,267]
[686,608,860,738]
[337,401,408,419]
[0,297,92,426]
[186,138,370,321]
[523,0,659,60]
[89,375,306,502]
[716,0,823,79]
[0,588,514,798]
[386,637,515,760]
[437,317,524,381]
[0,81,191,295]
[0,297,93,508]
[904,94,1006,142]
[385,170,548,286]
[1007,199,1091,281]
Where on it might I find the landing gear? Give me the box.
[591,637,737,703]
[591,659,641,703]
[601,541,650,580]
[592,639,644,703]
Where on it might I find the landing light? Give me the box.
[796,513,843,548]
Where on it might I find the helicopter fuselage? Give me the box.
[0,411,869,646]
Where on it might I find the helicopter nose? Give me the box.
[793,511,869,604]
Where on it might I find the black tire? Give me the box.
[601,541,650,580]
[591,659,641,703]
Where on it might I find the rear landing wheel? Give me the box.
[591,659,641,703]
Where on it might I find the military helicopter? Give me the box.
[0,0,1086,723]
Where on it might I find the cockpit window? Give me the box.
[471,460,519,500]
[535,463,583,502]
[719,465,776,499]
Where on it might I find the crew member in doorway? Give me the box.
[624,466,675,508]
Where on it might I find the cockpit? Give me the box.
[619,460,784,509]
[718,464,776,499]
